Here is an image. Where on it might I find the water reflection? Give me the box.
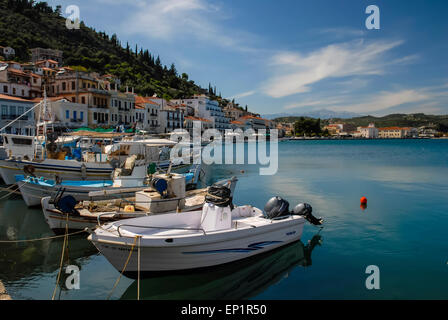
[120,234,323,300]
[0,199,98,286]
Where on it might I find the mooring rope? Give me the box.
[0,181,27,200]
[0,229,86,243]
[137,236,141,301]
[51,214,69,300]
[107,236,138,300]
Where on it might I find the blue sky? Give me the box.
[48,0,448,116]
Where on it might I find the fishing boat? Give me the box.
[15,153,202,207]
[0,96,196,185]
[42,175,238,234]
[88,188,323,276]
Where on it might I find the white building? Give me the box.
[109,90,135,127]
[34,98,88,129]
[159,106,184,133]
[171,95,231,132]
[358,123,379,138]
[135,96,162,133]
[0,94,35,135]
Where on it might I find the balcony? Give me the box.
[1,115,29,120]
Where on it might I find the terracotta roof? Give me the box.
[0,94,34,102]
[378,127,404,131]
[7,68,29,76]
[185,116,210,122]
[231,120,244,125]
[135,96,158,105]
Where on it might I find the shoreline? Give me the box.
[0,280,11,300]
[285,137,446,141]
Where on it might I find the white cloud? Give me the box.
[119,0,256,52]
[282,84,448,115]
[263,40,404,98]
[332,89,429,113]
[228,90,256,100]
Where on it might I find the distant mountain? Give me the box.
[263,109,361,120]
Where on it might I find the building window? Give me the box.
[81,97,86,104]
[1,105,7,118]
[3,85,7,93]
[72,81,75,90]
[73,111,77,120]
[62,82,66,91]
[94,112,97,120]
[66,110,69,119]
[80,111,84,121]
[105,114,108,122]
[12,88,16,95]
[18,106,23,116]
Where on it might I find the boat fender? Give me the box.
[292,203,323,226]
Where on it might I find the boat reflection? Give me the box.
[0,199,97,284]
[120,233,323,300]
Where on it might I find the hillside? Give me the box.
[274,113,448,132]
[0,0,226,102]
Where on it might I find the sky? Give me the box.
[47,0,448,116]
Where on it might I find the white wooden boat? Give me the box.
[88,191,322,276]
[0,135,193,185]
[16,160,201,207]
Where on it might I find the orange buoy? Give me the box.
[360,196,367,205]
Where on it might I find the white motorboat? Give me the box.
[88,189,323,276]
[42,175,238,234]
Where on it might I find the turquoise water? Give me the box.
[0,139,447,299]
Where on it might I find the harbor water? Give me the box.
[0,139,447,299]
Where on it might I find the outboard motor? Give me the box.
[292,203,323,226]
[264,196,290,219]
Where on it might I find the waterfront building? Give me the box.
[33,97,88,129]
[0,94,35,135]
[109,89,135,127]
[184,116,212,135]
[358,123,378,138]
[159,105,184,133]
[378,127,418,138]
[53,71,111,126]
[171,95,231,132]
[135,96,162,133]
[234,114,274,132]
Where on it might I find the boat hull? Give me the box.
[18,179,144,207]
[41,197,205,234]
[0,159,113,185]
[91,216,305,274]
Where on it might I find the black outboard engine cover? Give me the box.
[264,196,290,219]
[293,203,323,226]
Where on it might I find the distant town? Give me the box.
[0,46,275,137]
[1,46,446,140]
